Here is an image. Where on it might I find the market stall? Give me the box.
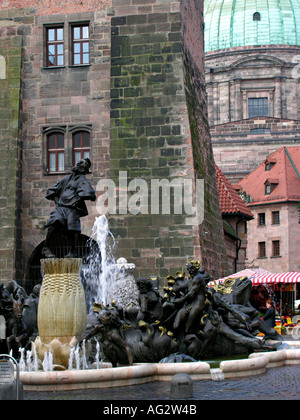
[209,270,300,335]
[251,272,300,286]
[251,272,300,334]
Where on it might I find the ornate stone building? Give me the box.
[0,0,229,290]
[204,0,300,183]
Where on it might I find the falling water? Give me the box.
[19,348,26,372]
[82,215,116,310]
[42,352,48,371]
[95,339,103,369]
[42,351,53,372]
[18,347,40,372]
[82,339,88,370]
[75,344,81,370]
[26,350,33,372]
[32,342,39,372]
[210,368,225,381]
[69,346,75,370]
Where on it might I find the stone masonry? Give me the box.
[0,23,22,283]
[108,0,228,279]
[0,0,229,286]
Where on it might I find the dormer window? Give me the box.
[265,159,276,171]
[253,12,261,21]
[265,179,279,195]
[265,163,271,171]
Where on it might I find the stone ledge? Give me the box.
[19,344,300,391]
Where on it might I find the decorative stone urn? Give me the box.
[106,258,139,308]
[35,258,87,369]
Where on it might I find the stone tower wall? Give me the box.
[108,0,228,279]
[0,22,22,283]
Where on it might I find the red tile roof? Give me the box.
[215,164,253,219]
[237,146,300,205]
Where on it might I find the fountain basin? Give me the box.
[18,343,300,391]
[19,362,211,391]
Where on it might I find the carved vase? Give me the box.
[36,258,87,369]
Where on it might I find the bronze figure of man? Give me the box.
[42,158,96,259]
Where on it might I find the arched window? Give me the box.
[73,131,90,164]
[253,12,261,21]
[47,132,65,173]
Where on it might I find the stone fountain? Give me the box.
[2,216,300,391]
[2,158,300,392]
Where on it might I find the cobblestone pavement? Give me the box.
[24,365,300,400]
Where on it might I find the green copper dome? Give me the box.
[204,0,300,52]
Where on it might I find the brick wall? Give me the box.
[0,0,111,16]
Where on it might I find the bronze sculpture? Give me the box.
[42,158,96,259]
[81,260,281,366]
[1,258,283,366]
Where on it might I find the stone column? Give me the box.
[274,76,282,118]
[206,81,214,125]
[281,76,287,118]
[233,78,242,121]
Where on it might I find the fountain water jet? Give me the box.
[83,215,116,310]
[82,215,139,311]
[19,348,26,372]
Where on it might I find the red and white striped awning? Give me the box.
[209,268,271,287]
[251,272,300,285]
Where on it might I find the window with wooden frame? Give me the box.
[265,179,279,195]
[265,183,271,195]
[71,24,90,65]
[258,242,266,258]
[46,26,64,67]
[73,131,90,164]
[47,132,65,173]
[272,240,280,257]
[272,211,280,225]
[258,213,266,226]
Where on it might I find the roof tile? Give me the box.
[215,164,253,218]
[237,146,300,205]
